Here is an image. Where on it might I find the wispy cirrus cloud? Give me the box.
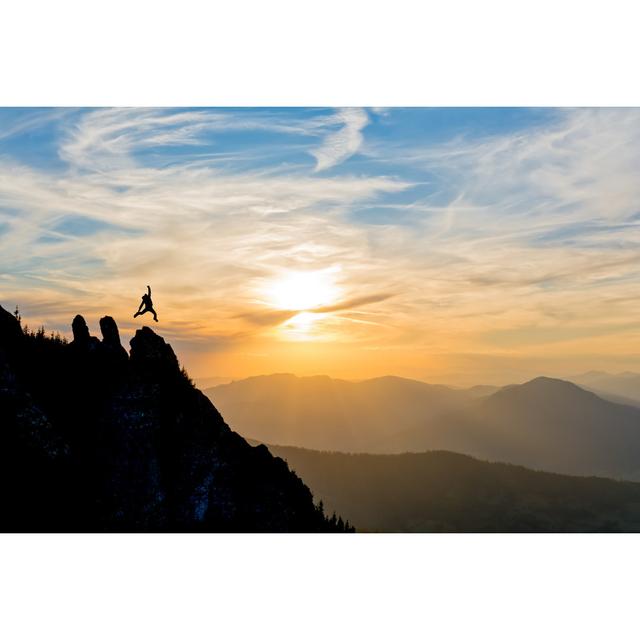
[59,108,269,170]
[310,107,369,171]
[59,107,377,173]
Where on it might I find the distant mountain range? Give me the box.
[194,375,235,389]
[207,373,640,479]
[262,443,640,532]
[568,371,640,407]
[465,384,502,398]
[205,374,471,453]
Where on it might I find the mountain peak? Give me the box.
[129,325,180,379]
[525,375,582,388]
[486,375,601,407]
[510,376,592,395]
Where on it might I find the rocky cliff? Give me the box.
[0,305,348,532]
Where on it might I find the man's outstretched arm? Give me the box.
[147,285,151,296]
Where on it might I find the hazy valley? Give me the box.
[206,373,640,480]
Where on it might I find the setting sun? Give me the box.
[267,268,341,311]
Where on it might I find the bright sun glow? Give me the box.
[282,311,319,336]
[268,269,340,311]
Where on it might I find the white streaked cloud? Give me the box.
[310,107,369,171]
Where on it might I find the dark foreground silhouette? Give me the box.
[134,285,158,322]
[0,304,350,532]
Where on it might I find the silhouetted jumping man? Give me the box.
[134,285,158,322]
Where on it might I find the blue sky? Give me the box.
[0,106,558,175]
[1,107,640,383]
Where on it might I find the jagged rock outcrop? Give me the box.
[129,326,180,381]
[99,315,120,346]
[70,314,100,349]
[99,315,128,366]
[0,304,342,532]
[71,314,90,341]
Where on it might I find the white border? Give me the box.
[1,0,639,106]
[0,533,637,639]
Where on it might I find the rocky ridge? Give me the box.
[0,304,348,532]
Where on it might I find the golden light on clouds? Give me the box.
[280,311,325,341]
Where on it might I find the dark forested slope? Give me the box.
[0,304,346,532]
[264,443,640,532]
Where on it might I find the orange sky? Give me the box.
[3,107,640,386]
